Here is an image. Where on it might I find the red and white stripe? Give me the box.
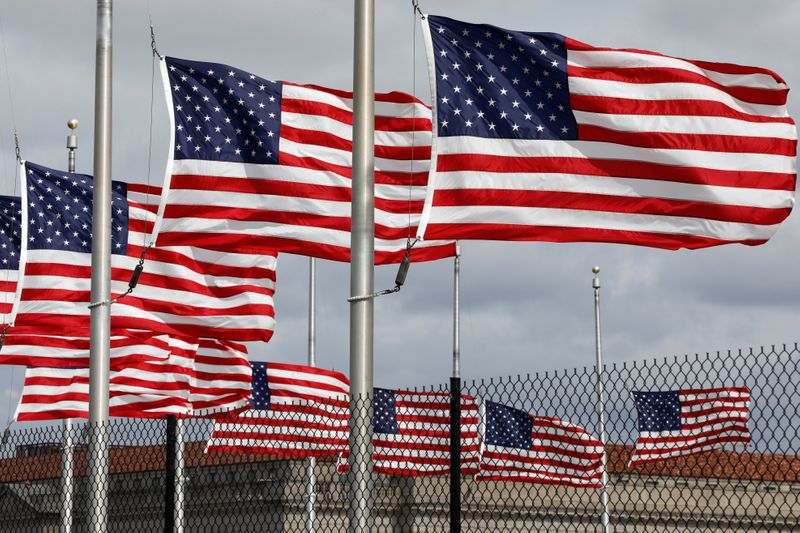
[13,336,251,420]
[0,330,172,368]
[338,391,481,476]
[207,362,350,457]
[477,414,604,488]
[156,66,456,264]
[0,268,17,327]
[419,22,796,249]
[190,338,252,415]
[12,179,277,342]
[14,336,198,420]
[629,387,751,466]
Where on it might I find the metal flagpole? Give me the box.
[348,0,375,529]
[60,119,79,533]
[306,257,317,533]
[592,266,611,533]
[88,1,113,531]
[449,244,462,533]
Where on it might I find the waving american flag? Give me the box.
[12,161,276,342]
[154,56,455,265]
[629,387,751,466]
[419,15,796,249]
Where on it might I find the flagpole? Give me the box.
[592,266,611,533]
[449,244,462,533]
[349,0,375,529]
[59,119,80,533]
[306,257,317,533]
[88,1,113,531]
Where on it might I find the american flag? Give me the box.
[206,361,350,457]
[154,56,455,265]
[190,338,252,415]
[0,330,176,368]
[338,389,481,476]
[629,387,751,466]
[0,195,20,326]
[476,401,604,487]
[418,15,796,249]
[13,336,250,420]
[12,161,276,342]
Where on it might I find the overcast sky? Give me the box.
[0,0,797,425]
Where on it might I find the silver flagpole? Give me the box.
[449,244,461,532]
[88,1,113,531]
[592,266,611,533]
[348,0,375,529]
[306,257,317,533]
[60,119,79,533]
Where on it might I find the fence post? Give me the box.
[164,415,177,533]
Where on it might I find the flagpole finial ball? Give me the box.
[592,266,600,274]
[67,119,78,130]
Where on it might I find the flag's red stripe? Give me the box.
[578,124,796,156]
[432,189,790,225]
[437,153,796,191]
[570,94,795,124]
[569,65,789,106]
[155,231,455,265]
[281,124,432,161]
[422,222,766,250]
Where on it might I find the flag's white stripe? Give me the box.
[567,49,788,90]
[573,110,797,139]
[425,205,779,241]
[432,171,792,209]
[438,136,795,173]
[162,188,426,225]
[159,217,450,252]
[283,84,431,120]
[569,77,788,118]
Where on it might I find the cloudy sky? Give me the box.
[0,0,797,424]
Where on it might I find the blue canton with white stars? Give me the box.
[0,195,21,270]
[166,57,283,165]
[25,162,128,255]
[632,391,682,432]
[428,15,577,140]
[250,361,272,410]
[485,401,532,450]
[372,388,399,434]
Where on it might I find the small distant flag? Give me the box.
[629,387,751,466]
[338,389,481,476]
[418,15,796,249]
[206,361,350,457]
[476,401,604,487]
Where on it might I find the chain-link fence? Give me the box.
[0,344,798,532]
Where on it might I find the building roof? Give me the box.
[0,441,796,484]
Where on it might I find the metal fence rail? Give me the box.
[0,344,798,532]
